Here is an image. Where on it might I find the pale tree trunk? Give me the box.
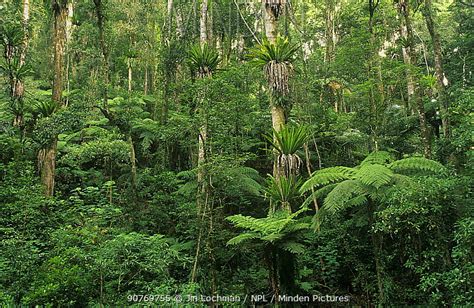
[263,1,289,302]
[324,0,336,64]
[200,0,209,44]
[321,0,339,111]
[264,1,278,43]
[38,140,57,197]
[143,66,148,95]
[422,0,449,137]
[161,0,174,124]
[65,0,73,106]
[128,135,137,190]
[263,1,287,133]
[127,57,132,93]
[399,0,431,158]
[167,0,174,39]
[11,0,30,128]
[192,0,214,287]
[39,0,68,197]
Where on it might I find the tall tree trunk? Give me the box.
[422,0,449,137]
[399,0,431,158]
[264,1,278,43]
[200,0,209,44]
[39,0,68,197]
[161,0,174,124]
[368,0,382,151]
[263,0,287,174]
[93,0,109,108]
[128,135,137,190]
[65,0,74,106]
[52,1,67,104]
[38,139,58,198]
[368,199,385,305]
[11,0,30,129]
[324,0,336,64]
[127,57,132,93]
[322,0,338,111]
[191,0,214,287]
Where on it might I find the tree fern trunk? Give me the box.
[368,199,385,305]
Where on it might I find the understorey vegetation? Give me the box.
[0,0,472,306]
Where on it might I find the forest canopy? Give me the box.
[0,0,472,306]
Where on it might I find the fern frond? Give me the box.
[226,214,268,233]
[345,194,368,208]
[323,180,366,213]
[261,233,284,242]
[301,184,337,209]
[227,232,259,246]
[388,157,445,174]
[285,222,310,233]
[300,167,355,193]
[356,164,394,189]
[280,242,306,254]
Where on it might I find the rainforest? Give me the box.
[0,0,472,306]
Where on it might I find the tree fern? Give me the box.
[226,209,309,248]
[301,152,446,228]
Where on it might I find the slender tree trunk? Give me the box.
[161,0,174,124]
[322,0,338,111]
[93,0,109,108]
[368,199,385,305]
[200,0,209,44]
[422,0,449,137]
[143,66,148,95]
[127,57,132,93]
[324,0,336,64]
[399,0,431,157]
[52,1,67,104]
[368,0,382,151]
[192,0,213,285]
[65,0,74,106]
[11,0,30,129]
[128,135,137,190]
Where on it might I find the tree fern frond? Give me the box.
[301,184,337,209]
[388,157,445,174]
[345,194,368,208]
[280,242,306,254]
[323,180,366,213]
[356,164,394,189]
[311,208,327,231]
[300,167,355,193]
[261,233,284,242]
[285,222,310,233]
[227,232,259,246]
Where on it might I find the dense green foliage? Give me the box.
[0,0,472,306]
